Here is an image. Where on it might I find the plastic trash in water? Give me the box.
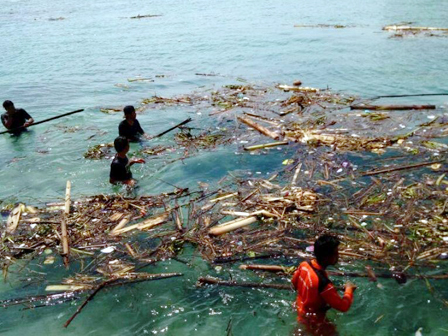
[306,245,314,252]
[101,246,115,254]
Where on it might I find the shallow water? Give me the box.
[1,0,448,335]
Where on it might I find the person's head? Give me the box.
[123,105,136,120]
[114,136,129,154]
[314,234,340,267]
[3,100,15,113]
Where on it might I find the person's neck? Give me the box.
[126,118,134,125]
[117,152,127,158]
[315,259,329,270]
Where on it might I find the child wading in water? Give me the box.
[109,136,145,186]
[292,234,357,336]
[118,105,150,142]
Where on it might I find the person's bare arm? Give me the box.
[23,117,34,127]
[2,114,13,129]
[130,158,145,165]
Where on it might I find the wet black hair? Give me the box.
[314,234,340,263]
[114,136,129,152]
[3,100,14,109]
[123,105,135,116]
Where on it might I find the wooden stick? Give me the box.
[244,141,288,151]
[239,264,289,272]
[0,109,84,135]
[197,276,292,290]
[153,118,192,138]
[291,163,302,185]
[362,160,444,176]
[237,116,280,140]
[350,104,436,111]
[111,212,169,235]
[64,279,115,328]
[61,181,71,267]
[209,216,258,235]
[174,209,183,231]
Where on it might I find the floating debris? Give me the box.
[130,14,162,19]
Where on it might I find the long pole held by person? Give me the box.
[0,109,84,135]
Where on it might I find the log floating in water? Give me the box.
[237,116,280,140]
[350,104,436,111]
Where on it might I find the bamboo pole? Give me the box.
[291,163,302,185]
[237,116,280,140]
[350,104,436,111]
[208,216,258,236]
[65,180,71,215]
[361,160,444,177]
[153,118,192,138]
[109,215,131,235]
[111,212,169,235]
[61,181,71,267]
[209,216,258,235]
[244,141,288,151]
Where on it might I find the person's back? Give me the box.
[110,154,132,183]
[109,136,145,186]
[292,235,356,335]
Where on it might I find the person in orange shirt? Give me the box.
[292,234,357,336]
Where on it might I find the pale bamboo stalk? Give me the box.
[209,216,258,235]
[65,180,71,215]
[174,209,183,231]
[291,163,302,185]
[220,210,251,217]
[209,192,238,203]
[244,141,288,151]
[237,116,280,140]
[125,243,137,258]
[112,213,169,235]
[109,215,131,235]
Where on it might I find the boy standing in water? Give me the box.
[118,105,149,142]
[109,136,145,186]
[1,100,34,134]
[292,234,357,335]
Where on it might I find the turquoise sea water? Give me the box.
[1,0,448,335]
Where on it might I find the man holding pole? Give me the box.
[118,105,151,142]
[292,234,357,335]
[1,100,34,134]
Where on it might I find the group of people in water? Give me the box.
[2,101,148,187]
[2,100,356,335]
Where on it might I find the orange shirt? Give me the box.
[292,260,354,322]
